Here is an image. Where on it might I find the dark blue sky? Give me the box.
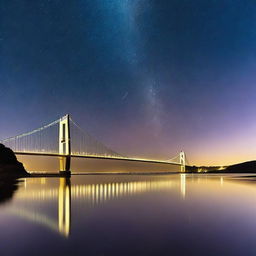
[1,0,256,164]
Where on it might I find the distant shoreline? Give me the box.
[187,160,256,173]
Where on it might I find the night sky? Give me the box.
[1,0,256,165]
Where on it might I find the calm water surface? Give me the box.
[1,173,256,255]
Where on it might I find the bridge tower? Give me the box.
[180,151,186,172]
[59,114,71,175]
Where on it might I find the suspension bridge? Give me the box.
[0,115,187,174]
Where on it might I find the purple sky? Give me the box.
[1,0,256,165]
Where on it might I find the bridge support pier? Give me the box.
[59,157,71,176]
[59,115,71,176]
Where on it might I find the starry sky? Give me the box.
[1,0,256,165]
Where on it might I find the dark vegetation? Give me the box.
[186,165,221,173]
[186,161,256,173]
[220,161,256,173]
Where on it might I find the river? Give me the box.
[1,173,256,255]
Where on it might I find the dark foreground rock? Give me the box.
[0,144,29,178]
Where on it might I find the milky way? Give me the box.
[1,0,256,165]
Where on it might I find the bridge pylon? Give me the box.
[59,114,71,175]
[180,151,186,172]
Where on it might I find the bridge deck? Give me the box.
[14,152,180,166]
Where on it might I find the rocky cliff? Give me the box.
[0,144,29,178]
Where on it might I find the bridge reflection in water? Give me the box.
[6,178,71,237]
[6,174,217,237]
[58,178,71,236]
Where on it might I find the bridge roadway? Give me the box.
[14,151,180,166]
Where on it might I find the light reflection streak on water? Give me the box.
[5,178,71,237]
[16,179,178,202]
[180,174,186,199]
[4,175,229,238]
[6,176,183,237]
